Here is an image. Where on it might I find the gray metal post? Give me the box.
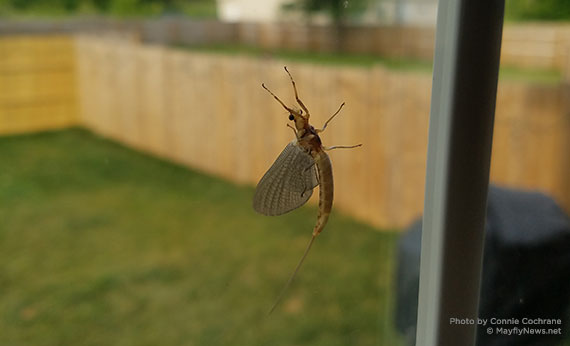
[415,1,505,346]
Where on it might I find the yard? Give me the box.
[0,128,403,346]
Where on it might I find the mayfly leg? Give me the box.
[318,103,361,149]
[286,123,299,139]
[300,162,318,198]
[324,144,362,151]
[262,83,294,114]
[284,66,310,117]
[317,102,345,133]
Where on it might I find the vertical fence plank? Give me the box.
[231,56,255,184]
[116,39,140,148]
[136,44,168,156]
[0,35,78,134]
[368,66,390,227]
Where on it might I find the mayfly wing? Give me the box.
[253,141,319,216]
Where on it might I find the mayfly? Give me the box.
[253,67,362,313]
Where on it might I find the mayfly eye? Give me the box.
[289,114,294,121]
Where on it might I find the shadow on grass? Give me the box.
[0,128,404,346]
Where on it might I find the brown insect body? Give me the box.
[295,126,333,237]
[312,150,333,235]
[257,67,361,314]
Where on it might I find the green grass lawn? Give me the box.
[0,128,404,346]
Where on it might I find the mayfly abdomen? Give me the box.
[313,151,334,236]
[253,141,319,216]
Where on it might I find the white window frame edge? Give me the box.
[415,1,505,345]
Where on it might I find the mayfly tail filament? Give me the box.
[268,233,317,315]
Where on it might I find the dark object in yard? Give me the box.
[395,185,570,346]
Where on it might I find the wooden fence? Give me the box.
[0,35,77,134]
[1,34,568,228]
[2,19,570,71]
[73,35,570,229]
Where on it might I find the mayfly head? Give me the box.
[288,108,308,132]
[262,66,312,133]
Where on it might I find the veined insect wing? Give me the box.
[253,141,319,216]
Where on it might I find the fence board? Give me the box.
[0,35,77,135]
[3,34,569,230]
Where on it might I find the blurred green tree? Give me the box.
[283,0,368,23]
[282,0,369,51]
[506,0,570,21]
[0,0,216,17]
